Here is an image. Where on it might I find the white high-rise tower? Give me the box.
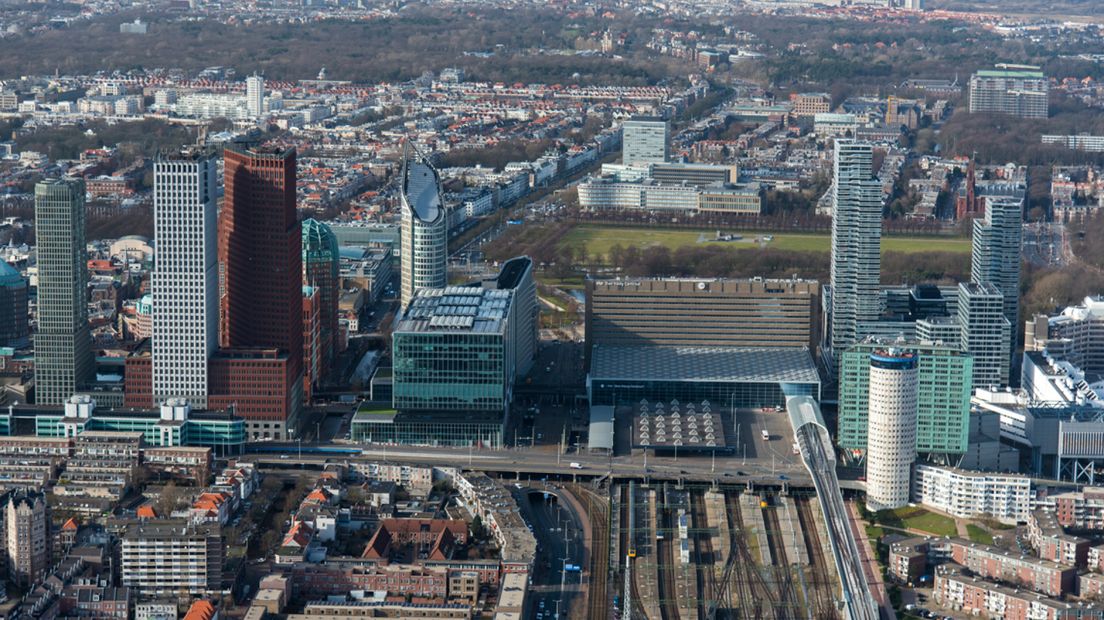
[246,74,264,118]
[971,197,1023,338]
[152,148,219,406]
[829,140,883,366]
[622,116,670,166]
[399,142,447,311]
[865,349,919,512]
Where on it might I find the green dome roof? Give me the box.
[0,261,25,288]
[301,218,338,259]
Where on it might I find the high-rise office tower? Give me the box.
[34,178,94,406]
[220,144,303,360]
[865,349,919,512]
[838,338,973,456]
[622,116,670,166]
[0,261,29,348]
[399,144,447,311]
[958,282,1011,388]
[246,74,264,118]
[829,140,883,364]
[152,149,219,407]
[302,218,340,376]
[968,65,1048,119]
[6,489,49,587]
[971,197,1023,335]
[215,144,303,439]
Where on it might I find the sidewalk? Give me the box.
[847,502,897,620]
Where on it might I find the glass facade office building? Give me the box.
[350,405,503,448]
[587,346,821,409]
[375,258,537,448]
[0,407,245,455]
[838,339,973,455]
[392,331,508,412]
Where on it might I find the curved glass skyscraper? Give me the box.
[399,143,447,311]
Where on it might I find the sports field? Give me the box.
[559,224,972,261]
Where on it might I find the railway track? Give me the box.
[618,484,646,620]
[656,500,680,620]
[720,490,772,619]
[689,491,715,620]
[795,497,840,620]
[567,484,609,620]
[760,500,799,619]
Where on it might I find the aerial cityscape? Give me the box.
[3,0,1104,618]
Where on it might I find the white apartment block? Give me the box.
[1026,296,1104,374]
[1042,134,1104,153]
[120,521,222,596]
[246,74,265,118]
[173,94,251,120]
[912,464,1031,524]
[622,116,670,166]
[152,150,219,406]
[958,282,1012,388]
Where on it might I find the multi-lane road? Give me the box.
[252,438,812,487]
[512,485,585,620]
[1023,222,1070,267]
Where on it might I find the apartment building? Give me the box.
[120,521,222,596]
[912,464,1031,525]
[969,65,1049,119]
[1028,509,1089,568]
[143,446,212,485]
[936,564,1100,619]
[945,538,1077,597]
[790,92,831,117]
[6,489,49,586]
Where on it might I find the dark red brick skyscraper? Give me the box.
[212,144,304,440]
[219,144,303,370]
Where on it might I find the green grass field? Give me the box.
[875,506,958,538]
[966,524,995,545]
[559,224,972,261]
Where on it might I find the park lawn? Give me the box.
[558,224,971,262]
[876,506,958,537]
[865,524,886,547]
[537,274,586,289]
[966,524,995,545]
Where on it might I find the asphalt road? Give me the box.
[513,487,585,620]
[1023,222,1068,267]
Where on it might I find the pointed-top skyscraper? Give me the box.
[399,141,447,311]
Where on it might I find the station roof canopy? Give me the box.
[587,405,614,452]
[589,346,820,386]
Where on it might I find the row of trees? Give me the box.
[936,108,1104,168]
[15,119,198,163]
[437,139,556,172]
[0,6,687,84]
[598,243,971,284]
